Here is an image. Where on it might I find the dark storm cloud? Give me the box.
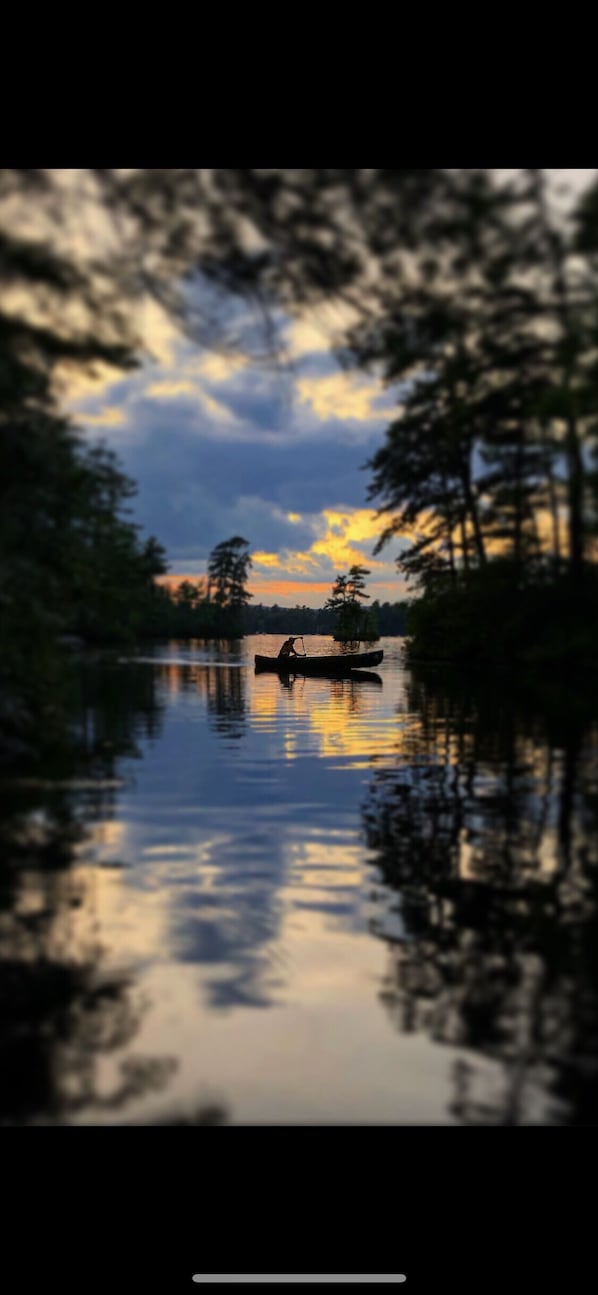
[74,334,399,568]
[101,417,382,559]
[80,407,387,566]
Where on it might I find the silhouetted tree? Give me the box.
[325,565,377,640]
[207,537,253,611]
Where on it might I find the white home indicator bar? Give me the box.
[192,1278,407,1285]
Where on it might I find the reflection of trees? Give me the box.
[0,821,177,1125]
[0,659,175,1124]
[158,661,246,740]
[203,666,246,740]
[78,657,165,762]
[363,669,598,1124]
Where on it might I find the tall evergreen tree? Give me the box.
[207,537,253,608]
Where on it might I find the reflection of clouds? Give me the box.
[13,636,519,1123]
[250,641,401,766]
[154,650,393,765]
[283,839,365,927]
[306,694,391,765]
[68,642,405,1023]
[94,898,464,1125]
[69,863,171,964]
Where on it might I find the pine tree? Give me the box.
[325,566,374,640]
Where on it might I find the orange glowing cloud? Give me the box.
[156,504,410,608]
[312,508,388,569]
[252,508,390,578]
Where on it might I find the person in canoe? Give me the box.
[277,636,304,660]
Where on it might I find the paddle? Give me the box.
[296,635,307,658]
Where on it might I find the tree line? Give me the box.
[147,559,408,640]
[239,598,407,638]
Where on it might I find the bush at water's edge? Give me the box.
[405,566,598,668]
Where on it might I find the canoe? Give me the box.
[255,650,383,676]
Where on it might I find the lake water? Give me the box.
[2,634,598,1125]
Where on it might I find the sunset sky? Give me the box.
[68,308,408,607]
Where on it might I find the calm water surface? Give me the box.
[2,635,597,1124]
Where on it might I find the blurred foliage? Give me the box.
[357,170,598,659]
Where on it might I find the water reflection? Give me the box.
[4,638,598,1123]
[0,660,178,1125]
[157,661,246,741]
[363,668,598,1125]
[273,670,382,693]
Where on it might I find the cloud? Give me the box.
[151,494,406,606]
[138,298,181,367]
[285,317,334,359]
[76,380,387,542]
[252,551,287,569]
[64,294,407,606]
[82,405,126,426]
[196,351,249,382]
[249,507,394,596]
[296,372,395,424]
[311,509,389,570]
[53,360,131,404]
[146,380,198,399]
